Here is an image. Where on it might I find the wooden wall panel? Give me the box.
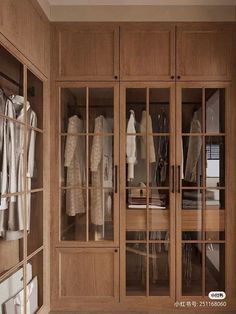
[120,23,175,81]
[176,23,234,81]
[0,0,50,77]
[52,23,119,81]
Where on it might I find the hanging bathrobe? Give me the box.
[0,95,37,240]
[185,110,202,183]
[140,110,156,163]
[64,115,85,216]
[90,115,113,226]
[126,110,136,181]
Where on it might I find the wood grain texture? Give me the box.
[176,23,234,81]
[120,23,175,81]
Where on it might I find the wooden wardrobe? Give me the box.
[50,22,236,312]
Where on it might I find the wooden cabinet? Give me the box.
[120,23,175,81]
[52,24,119,81]
[52,248,119,308]
[176,23,234,81]
[0,0,50,77]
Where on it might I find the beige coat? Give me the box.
[90,116,113,226]
[64,115,85,216]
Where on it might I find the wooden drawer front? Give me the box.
[120,24,175,81]
[182,210,225,231]
[177,24,233,81]
[58,248,119,299]
[126,209,169,231]
[56,25,119,80]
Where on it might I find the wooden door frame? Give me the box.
[175,81,231,303]
[51,81,120,248]
[119,81,176,305]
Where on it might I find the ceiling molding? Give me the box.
[37,0,236,21]
[48,0,236,5]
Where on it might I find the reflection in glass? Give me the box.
[126,88,146,133]
[89,88,114,133]
[126,231,146,241]
[206,189,225,210]
[27,70,43,130]
[30,130,43,190]
[61,88,86,133]
[149,88,169,133]
[182,243,202,296]
[61,135,86,188]
[126,135,146,187]
[205,244,225,295]
[206,137,225,187]
[149,244,169,296]
[205,89,225,133]
[126,243,146,296]
[89,135,113,188]
[61,188,86,241]
[28,250,44,311]
[150,136,169,187]
[149,231,169,241]
[89,189,113,241]
[182,136,203,187]
[27,191,43,256]
[182,89,202,133]
[182,190,202,210]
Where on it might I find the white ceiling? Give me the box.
[47,0,236,5]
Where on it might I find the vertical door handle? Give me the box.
[114,165,118,193]
[171,165,175,193]
[177,165,181,194]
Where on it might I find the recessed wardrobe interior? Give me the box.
[1,1,236,313]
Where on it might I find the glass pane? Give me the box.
[149,243,169,296]
[126,135,146,187]
[0,119,24,275]
[149,88,169,133]
[126,88,146,133]
[126,231,146,241]
[150,189,169,210]
[89,88,114,133]
[182,243,202,296]
[27,70,43,130]
[89,189,113,241]
[61,135,86,188]
[206,189,225,210]
[182,89,202,133]
[0,264,31,313]
[205,89,225,133]
[27,191,43,255]
[150,136,169,187]
[126,243,146,296]
[27,250,43,311]
[182,190,202,210]
[206,136,225,187]
[61,188,86,241]
[0,45,23,98]
[149,231,169,241]
[89,135,113,188]
[182,136,203,187]
[205,243,225,295]
[30,130,43,190]
[61,88,86,133]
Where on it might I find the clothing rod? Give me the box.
[0,71,22,88]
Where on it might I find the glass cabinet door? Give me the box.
[60,84,118,243]
[122,84,174,297]
[178,86,226,297]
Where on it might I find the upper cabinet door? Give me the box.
[176,23,234,81]
[120,24,175,81]
[53,24,119,81]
